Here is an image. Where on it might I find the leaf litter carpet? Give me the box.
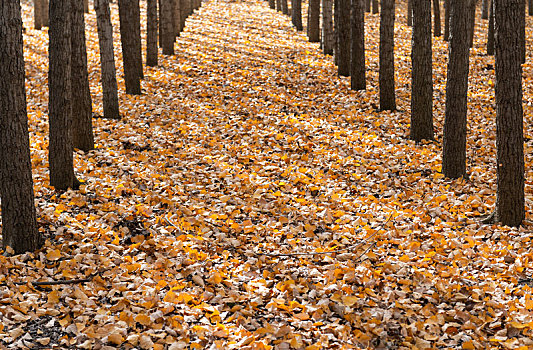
[3,0,533,349]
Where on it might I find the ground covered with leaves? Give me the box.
[2,0,533,349]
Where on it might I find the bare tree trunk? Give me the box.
[351,0,365,88]
[43,0,49,27]
[529,0,532,15]
[433,0,441,36]
[308,0,320,41]
[292,0,303,30]
[281,0,288,14]
[372,0,378,13]
[161,0,174,55]
[118,0,141,94]
[34,0,43,29]
[410,0,434,142]
[71,0,94,151]
[84,0,89,12]
[95,0,120,119]
[173,0,181,37]
[481,0,489,19]
[337,0,351,76]
[276,0,281,11]
[334,0,339,65]
[444,0,449,40]
[147,0,158,66]
[365,0,370,11]
[407,0,412,26]
[520,0,526,63]
[0,0,40,253]
[322,0,334,54]
[443,0,471,178]
[487,0,494,54]
[49,0,78,190]
[468,0,475,47]
[379,0,395,109]
[494,0,524,227]
[269,0,275,9]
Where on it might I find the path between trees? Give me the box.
[3,0,533,349]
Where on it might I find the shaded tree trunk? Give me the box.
[147,0,158,66]
[487,0,494,54]
[269,0,275,9]
[337,0,351,76]
[407,0,412,26]
[308,0,320,41]
[442,0,471,178]
[372,0,378,13]
[292,0,303,30]
[529,0,532,15]
[468,0,475,47]
[410,0,433,142]
[322,0,334,54]
[95,0,120,119]
[365,0,370,11]
[161,0,174,55]
[173,0,181,36]
[433,0,441,36]
[49,0,78,190]
[351,0,365,88]
[276,0,281,11]
[84,0,89,12]
[444,0,449,40]
[334,0,339,65]
[118,0,141,94]
[34,0,43,29]
[71,0,94,152]
[481,0,488,19]
[0,0,40,254]
[281,0,288,14]
[494,0,524,227]
[520,0,525,63]
[43,0,49,27]
[379,0,395,109]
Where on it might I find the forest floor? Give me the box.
[2,0,533,349]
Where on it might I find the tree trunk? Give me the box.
[372,0,378,13]
[181,0,191,29]
[308,0,320,42]
[407,0,412,26]
[292,0,303,30]
[132,0,143,79]
[161,0,174,55]
[379,0,395,109]
[351,0,365,88]
[281,0,288,14]
[322,0,334,54]
[468,0,475,47]
[481,0,488,19]
[494,0,524,227]
[444,0,449,40]
[34,0,43,29]
[365,0,370,11]
[95,0,120,119]
[84,0,89,12]
[49,0,78,190]
[410,0,433,142]
[173,0,181,37]
[118,0,141,94]
[529,0,532,15]
[433,0,441,36]
[71,0,94,152]
[337,0,351,76]
[487,0,494,54]
[0,0,40,254]
[276,0,281,11]
[442,0,471,179]
[269,0,275,9]
[43,0,49,27]
[334,0,339,65]
[520,0,525,63]
[147,0,158,66]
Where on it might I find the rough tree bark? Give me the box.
[410,0,433,142]
[351,0,365,88]
[43,0,49,26]
[0,0,40,253]
[292,0,303,30]
[84,0,89,12]
[322,0,334,54]
[433,0,441,36]
[337,0,351,76]
[529,0,532,15]
[444,0,449,40]
[71,0,94,152]
[407,0,412,26]
[379,0,395,109]
[442,0,471,179]
[269,0,275,9]
[281,0,288,15]
[308,0,320,42]
[372,0,378,13]
[118,0,141,94]
[481,0,489,18]
[493,0,525,227]
[49,0,78,190]
[520,0,525,63]
[468,0,475,47]
[161,0,174,55]
[276,0,281,11]
[365,0,370,11]
[95,0,120,119]
[147,0,158,66]
[487,0,494,54]
[34,0,43,29]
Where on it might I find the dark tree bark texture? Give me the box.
[34,0,43,29]
[0,0,40,253]
[494,0,525,227]
[442,0,471,179]
[161,0,174,55]
[118,0,141,94]
[281,0,288,15]
[337,0,351,76]
[269,0,275,9]
[487,0,494,54]
[351,0,365,88]
[410,0,433,142]
[147,0,158,66]
[372,0,378,13]
[481,0,489,18]
[407,0,412,26]
[292,0,303,30]
[433,0,441,36]
[95,0,120,119]
[322,0,334,54]
[444,0,449,40]
[379,0,395,109]
[308,0,320,42]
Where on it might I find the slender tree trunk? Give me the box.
[468,0,475,47]
[481,0,489,19]
[444,0,449,40]
[147,0,158,66]
[351,0,365,88]
[269,0,275,9]
[34,0,43,29]
[407,0,412,26]
[334,0,339,65]
[161,0,174,55]
[158,0,163,46]
[118,0,141,94]
[43,0,49,27]
[84,0,89,12]
[281,0,288,14]
[0,0,40,254]
[520,0,525,63]
[132,0,143,79]
[71,0,94,151]
[529,0,532,15]
[442,0,471,179]
[181,0,191,29]
[338,0,351,76]
[173,0,181,37]
[322,0,334,54]
[308,0,320,41]
[365,0,370,11]
[95,0,120,119]
[410,0,433,142]
[433,0,441,36]
[379,0,395,109]
[372,0,378,13]
[49,0,78,190]
[494,0,524,227]
[487,0,494,54]
[292,0,303,30]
